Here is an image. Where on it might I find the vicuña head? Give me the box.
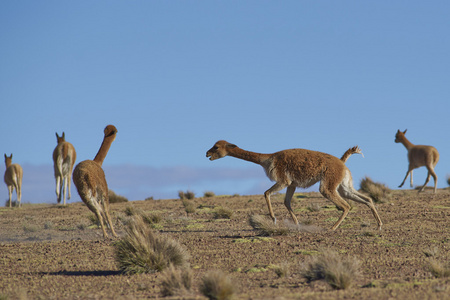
[206,140,382,231]
[206,140,238,161]
[56,132,66,144]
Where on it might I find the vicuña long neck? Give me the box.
[228,147,271,165]
[93,135,115,166]
[398,136,415,150]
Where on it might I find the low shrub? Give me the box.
[124,206,161,225]
[360,176,391,203]
[212,207,233,219]
[44,221,54,230]
[87,214,100,227]
[178,190,195,200]
[307,202,321,212]
[160,265,193,297]
[301,248,360,290]
[428,259,450,278]
[204,191,216,198]
[23,223,40,233]
[114,215,190,274]
[109,190,128,203]
[182,199,196,214]
[199,270,236,300]
[4,199,19,207]
[272,262,290,278]
[423,246,440,258]
[248,215,289,236]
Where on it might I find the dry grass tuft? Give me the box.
[428,259,450,278]
[114,215,190,274]
[123,206,161,225]
[108,189,128,203]
[199,270,236,300]
[248,215,320,235]
[4,199,19,207]
[272,262,291,278]
[182,199,196,214]
[423,246,440,258]
[204,191,216,198]
[360,176,391,203]
[87,214,100,227]
[178,190,195,200]
[160,265,193,297]
[212,206,233,219]
[307,202,322,212]
[248,215,289,236]
[283,219,322,233]
[301,248,360,290]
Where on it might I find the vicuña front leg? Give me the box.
[398,169,412,188]
[264,182,286,224]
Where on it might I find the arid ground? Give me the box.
[0,188,449,299]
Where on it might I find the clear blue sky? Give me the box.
[1,1,449,204]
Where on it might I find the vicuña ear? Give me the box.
[227,143,237,149]
[403,129,407,134]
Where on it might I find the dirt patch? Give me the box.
[0,189,449,299]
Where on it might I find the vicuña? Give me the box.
[206,141,382,230]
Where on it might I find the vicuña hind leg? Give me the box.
[94,210,109,238]
[339,186,383,230]
[7,186,13,208]
[420,166,437,194]
[319,182,351,231]
[103,204,117,237]
[284,185,299,225]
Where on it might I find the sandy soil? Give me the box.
[0,188,449,299]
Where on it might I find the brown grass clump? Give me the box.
[307,202,321,212]
[248,215,289,236]
[160,265,193,297]
[301,248,360,290]
[4,199,19,207]
[212,206,233,219]
[204,191,216,197]
[359,176,391,203]
[182,199,196,214]
[272,262,291,278]
[123,206,161,225]
[114,216,190,274]
[178,190,195,200]
[423,246,440,258]
[108,190,128,203]
[199,270,236,300]
[249,215,320,235]
[428,259,450,278]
